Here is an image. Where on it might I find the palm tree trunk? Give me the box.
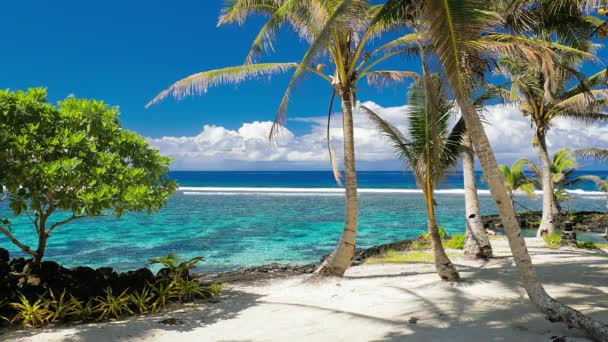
[425,174,459,281]
[462,132,492,259]
[458,99,608,340]
[536,131,556,237]
[315,88,358,276]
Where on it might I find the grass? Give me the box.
[543,233,562,249]
[365,250,459,265]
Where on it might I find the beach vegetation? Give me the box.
[364,67,464,281]
[175,278,207,302]
[67,296,95,321]
[46,289,75,323]
[444,235,466,250]
[148,253,204,282]
[578,241,598,250]
[544,233,562,249]
[9,293,51,327]
[128,287,155,314]
[149,281,178,312]
[94,288,133,320]
[207,283,227,299]
[0,88,178,266]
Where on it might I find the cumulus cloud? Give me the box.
[147,101,608,170]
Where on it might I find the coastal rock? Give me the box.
[0,248,9,262]
[482,211,608,234]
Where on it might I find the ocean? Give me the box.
[1,171,607,272]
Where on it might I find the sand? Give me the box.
[2,237,607,342]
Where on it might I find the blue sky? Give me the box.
[2,1,607,170]
[0,0,407,138]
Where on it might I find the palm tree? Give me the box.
[417,0,608,338]
[529,149,584,214]
[147,0,417,276]
[363,70,463,281]
[498,159,536,208]
[497,56,608,237]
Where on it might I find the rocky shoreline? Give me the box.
[481,211,608,234]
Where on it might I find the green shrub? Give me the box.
[149,281,177,312]
[438,226,448,240]
[129,287,155,314]
[175,278,206,302]
[544,233,562,249]
[95,289,133,320]
[577,241,598,250]
[207,283,227,299]
[10,293,51,327]
[444,235,465,250]
[46,289,75,323]
[149,253,204,281]
[67,296,95,321]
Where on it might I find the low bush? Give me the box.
[577,241,598,250]
[544,233,562,249]
[444,235,465,250]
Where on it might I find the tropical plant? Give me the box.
[207,283,226,299]
[415,0,608,337]
[9,293,51,327]
[444,235,466,250]
[95,289,133,320]
[0,88,178,265]
[129,287,155,314]
[46,289,75,323]
[148,253,204,281]
[149,281,177,312]
[544,233,562,249]
[0,299,8,322]
[67,296,95,321]
[175,278,206,302]
[497,52,607,237]
[363,70,464,281]
[528,149,585,214]
[498,159,536,206]
[147,0,419,276]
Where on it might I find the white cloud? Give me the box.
[147,101,608,170]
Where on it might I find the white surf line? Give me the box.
[178,187,607,197]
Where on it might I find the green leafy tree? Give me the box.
[147,0,418,276]
[363,69,464,281]
[0,88,177,265]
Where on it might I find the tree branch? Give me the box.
[47,213,114,235]
[0,225,37,257]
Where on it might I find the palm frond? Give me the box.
[146,63,298,108]
[270,0,368,140]
[360,105,412,166]
[575,148,608,161]
[366,70,419,88]
[218,0,281,26]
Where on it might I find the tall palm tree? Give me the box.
[363,70,464,281]
[497,56,608,237]
[462,86,507,259]
[498,159,536,208]
[576,147,608,162]
[147,0,417,276]
[417,0,608,338]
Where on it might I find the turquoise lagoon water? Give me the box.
[1,171,607,272]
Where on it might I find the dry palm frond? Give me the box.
[367,70,419,88]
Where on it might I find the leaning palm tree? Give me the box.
[498,159,536,208]
[497,56,608,237]
[417,0,608,338]
[363,70,463,281]
[147,0,417,276]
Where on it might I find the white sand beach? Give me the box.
[3,237,607,342]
